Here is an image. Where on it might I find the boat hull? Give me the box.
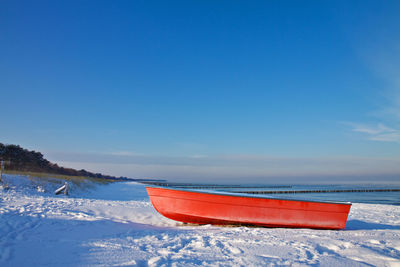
[146,186,351,229]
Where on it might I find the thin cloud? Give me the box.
[347,25,400,144]
[347,122,400,143]
[109,151,139,156]
[369,132,400,142]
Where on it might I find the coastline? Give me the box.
[1,174,399,266]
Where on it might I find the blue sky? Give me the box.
[1,1,399,182]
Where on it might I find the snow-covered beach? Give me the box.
[1,175,400,266]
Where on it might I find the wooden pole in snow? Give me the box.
[0,160,3,183]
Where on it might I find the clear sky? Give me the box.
[1,1,399,183]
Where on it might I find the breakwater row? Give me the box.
[142,181,292,189]
[235,189,400,194]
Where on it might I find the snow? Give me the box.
[1,175,400,266]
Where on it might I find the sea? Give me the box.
[157,183,400,206]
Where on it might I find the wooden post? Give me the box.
[0,160,3,183]
[64,182,68,195]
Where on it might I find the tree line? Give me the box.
[0,143,127,180]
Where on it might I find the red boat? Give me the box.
[146,186,351,229]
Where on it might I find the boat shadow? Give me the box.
[346,219,400,230]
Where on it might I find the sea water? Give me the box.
[168,183,400,206]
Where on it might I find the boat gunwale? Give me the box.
[145,185,352,205]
